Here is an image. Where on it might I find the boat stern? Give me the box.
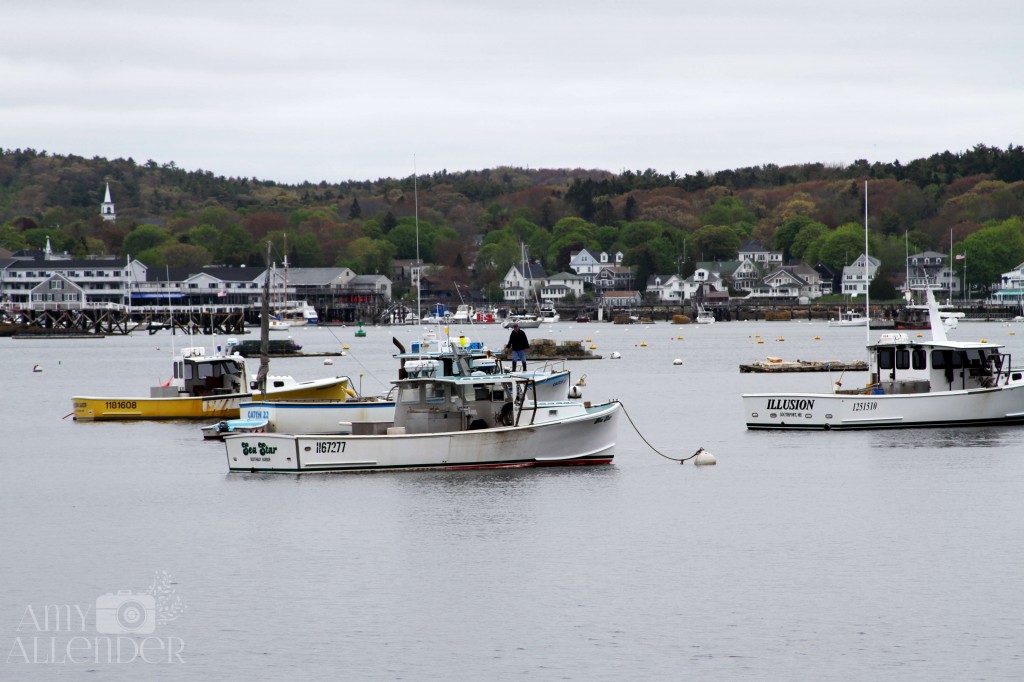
[742,393,836,430]
[225,433,301,471]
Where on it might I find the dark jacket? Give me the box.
[506,328,530,351]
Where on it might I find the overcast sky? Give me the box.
[3,1,1021,184]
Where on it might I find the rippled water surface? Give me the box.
[2,320,1023,680]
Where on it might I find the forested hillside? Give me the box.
[2,144,1024,300]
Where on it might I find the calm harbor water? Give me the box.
[2,320,1023,680]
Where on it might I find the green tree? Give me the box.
[348,197,362,219]
[813,223,878,272]
[623,243,661,291]
[342,237,396,274]
[790,222,830,261]
[774,215,825,261]
[955,217,1024,294]
[188,224,221,256]
[700,196,755,232]
[195,206,238,231]
[0,223,28,251]
[216,224,255,265]
[478,229,523,280]
[691,225,742,261]
[162,243,212,268]
[619,221,665,248]
[122,224,173,258]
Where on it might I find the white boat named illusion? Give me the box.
[742,288,1024,430]
[225,372,620,473]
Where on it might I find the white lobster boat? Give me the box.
[225,373,620,473]
[207,333,574,439]
[742,288,1024,430]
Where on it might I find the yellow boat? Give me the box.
[72,346,352,421]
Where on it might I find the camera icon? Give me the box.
[95,590,157,634]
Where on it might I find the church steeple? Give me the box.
[100,182,116,221]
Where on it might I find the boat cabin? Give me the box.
[152,347,246,398]
[392,376,517,434]
[864,333,1019,394]
[390,374,583,435]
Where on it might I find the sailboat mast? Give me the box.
[864,180,870,346]
[256,240,272,399]
[414,156,421,323]
[949,228,954,304]
[904,230,909,296]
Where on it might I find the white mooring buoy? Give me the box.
[32,364,42,373]
[323,358,334,365]
[690,447,717,466]
[568,385,583,399]
[673,358,683,365]
[610,351,621,359]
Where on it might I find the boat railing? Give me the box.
[524,358,568,375]
[986,351,1020,386]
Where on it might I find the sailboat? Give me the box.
[503,242,543,328]
[273,237,319,326]
[829,186,873,329]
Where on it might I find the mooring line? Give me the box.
[617,401,707,464]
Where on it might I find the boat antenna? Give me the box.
[414,155,421,324]
[167,264,175,362]
[283,232,289,315]
[904,229,910,302]
[256,240,272,399]
[864,180,870,348]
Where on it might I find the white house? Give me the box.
[994,261,1024,304]
[1,256,147,309]
[729,259,765,292]
[646,274,685,303]
[681,268,730,301]
[748,267,817,300]
[599,290,642,307]
[841,254,880,297]
[738,240,783,267]
[570,249,624,282]
[541,272,585,302]
[568,249,601,282]
[501,261,548,304]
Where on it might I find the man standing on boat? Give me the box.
[505,323,530,372]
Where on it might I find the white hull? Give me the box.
[743,384,1024,430]
[277,317,308,328]
[239,399,396,434]
[827,318,869,327]
[226,401,620,473]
